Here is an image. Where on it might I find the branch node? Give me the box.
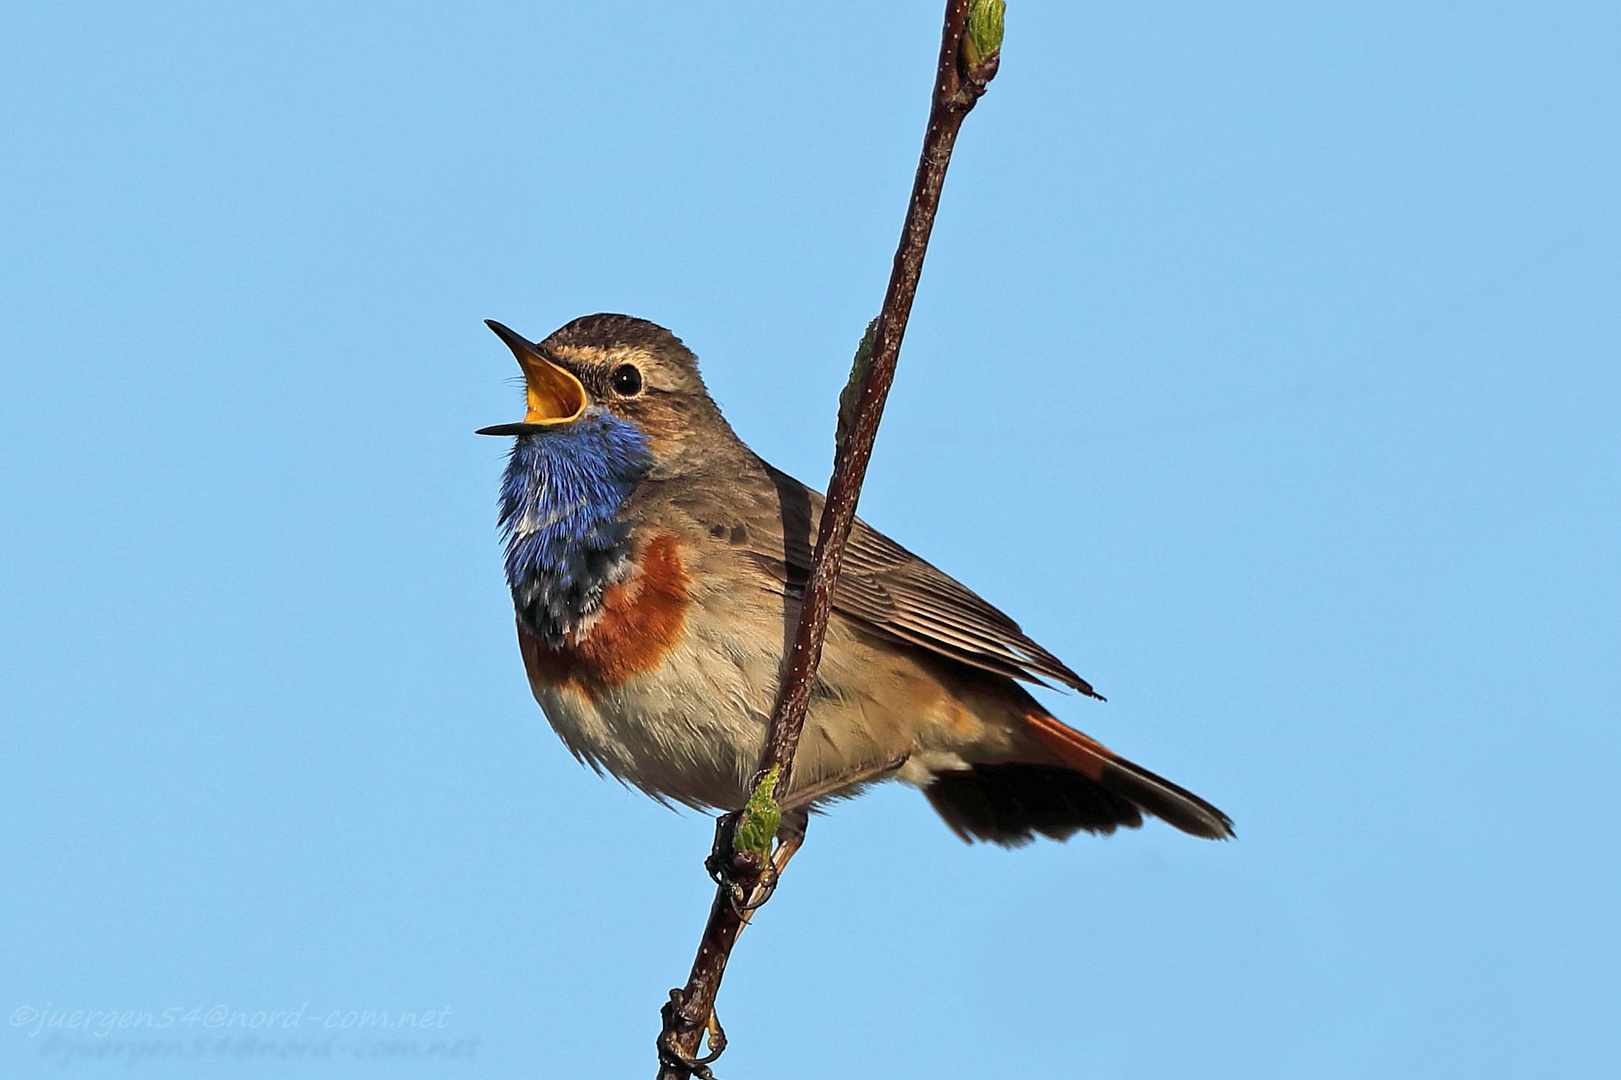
[836,318,879,450]
[963,0,1005,68]
[732,766,783,860]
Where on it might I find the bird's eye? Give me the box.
[610,364,643,397]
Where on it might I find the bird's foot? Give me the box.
[657,989,725,1079]
[705,807,806,917]
[704,812,766,905]
[735,866,780,914]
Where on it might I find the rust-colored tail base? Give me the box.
[924,713,1234,846]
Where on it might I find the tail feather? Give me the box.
[1025,712,1234,841]
[923,712,1234,846]
[924,763,1143,845]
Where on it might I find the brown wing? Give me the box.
[715,461,1101,699]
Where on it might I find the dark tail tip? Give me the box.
[924,763,1143,846]
[924,760,1234,846]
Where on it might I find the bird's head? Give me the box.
[477,313,721,459]
[482,314,727,637]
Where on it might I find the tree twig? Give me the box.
[656,3,1003,1075]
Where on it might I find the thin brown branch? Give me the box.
[655,3,1001,1076]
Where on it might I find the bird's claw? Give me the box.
[704,811,743,887]
[732,866,779,915]
[657,989,725,1078]
[705,812,772,916]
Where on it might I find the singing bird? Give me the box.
[480,314,1232,846]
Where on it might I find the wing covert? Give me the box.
[730,463,1101,698]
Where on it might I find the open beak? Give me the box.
[476,320,587,435]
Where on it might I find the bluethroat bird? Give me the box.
[479,314,1232,846]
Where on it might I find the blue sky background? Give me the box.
[3,2,1617,1077]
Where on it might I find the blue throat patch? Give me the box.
[498,410,654,644]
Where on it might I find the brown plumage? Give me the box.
[487,314,1233,846]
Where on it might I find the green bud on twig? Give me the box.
[837,318,879,450]
[964,0,1005,70]
[733,766,782,860]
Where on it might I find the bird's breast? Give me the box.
[516,531,692,699]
